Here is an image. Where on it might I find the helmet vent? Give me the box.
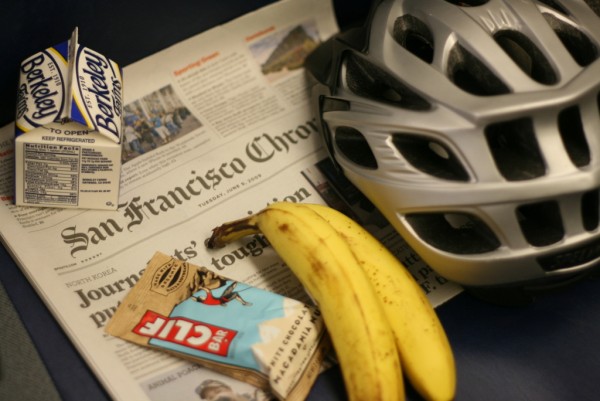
[334,126,378,169]
[392,133,469,181]
[447,44,511,96]
[543,12,599,66]
[517,201,564,246]
[344,53,431,110]
[581,189,600,231]
[443,0,489,6]
[405,212,500,254]
[393,15,434,64]
[558,105,590,167]
[494,30,557,85]
[485,118,546,181]
[583,0,600,17]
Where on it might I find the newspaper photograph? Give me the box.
[0,0,463,400]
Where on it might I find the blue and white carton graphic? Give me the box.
[14,28,123,210]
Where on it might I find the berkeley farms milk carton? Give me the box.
[14,28,123,210]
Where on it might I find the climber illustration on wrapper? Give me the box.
[189,267,252,307]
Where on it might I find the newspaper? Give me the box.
[0,0,463,400]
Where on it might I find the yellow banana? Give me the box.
[207,201,404,401]
[303,203,456,401]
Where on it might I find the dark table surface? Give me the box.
[2,1,600,400]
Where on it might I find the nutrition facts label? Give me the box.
[23,143,80,206]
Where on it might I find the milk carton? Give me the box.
[14,28,123,210]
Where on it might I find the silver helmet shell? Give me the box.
[305,0,600,287]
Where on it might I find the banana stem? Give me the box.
[206,215,260,248]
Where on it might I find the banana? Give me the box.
[303,203,456,401]
[207,201,404,401]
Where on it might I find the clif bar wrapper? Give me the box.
[106,252,329,401]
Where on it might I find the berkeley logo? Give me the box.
[76,47,123,139]
[18,51,64,125]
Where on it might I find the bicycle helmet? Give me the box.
[305,0,600,287]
